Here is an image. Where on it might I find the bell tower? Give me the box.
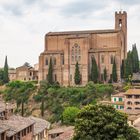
[115,11,127,58]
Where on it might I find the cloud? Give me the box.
[0,0,140,67]
[60,0,108,18]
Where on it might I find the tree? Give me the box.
[62,107,80,125]
[73,104,140,140]
[34,80,50,117]
[47,58,53,85]
[3,56,9,83]
[124,51,133,79]
[74,62,81,85]
[121,59,125,79]
[90,56,98,83]
[0,69,4,85]
[41,99,45,117]
[23,62,32,68]
[4,81,35,116]
[112,57,117,82]
[104,67,107,82]
[132,44,139,73]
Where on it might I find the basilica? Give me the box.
[39,11,127,86]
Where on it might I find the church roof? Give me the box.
[47,29,120,36]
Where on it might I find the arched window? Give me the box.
[46,58,48,65]
[61,55,64,65]
[71,43,81,62]
[53,57,56,65]
[110,55,114,64]
[101,55,104,63]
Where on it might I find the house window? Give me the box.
[119,98,122,102]
[135,102,140,105]
[120,106,124,109]
[127,95,132,98]
[134,95,140,99]
[127,107,132,110]
[127,101,132,105]
[114,98,116,102]
[135,108,140,110]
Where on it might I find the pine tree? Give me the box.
[124,51,133,79]
[47,57,53,84]
[74,62,81,85]
[90,56,98,83]
[132,44,139,73]
[112,57,117,82]
[103,67,107,82]
[3,56,9,83]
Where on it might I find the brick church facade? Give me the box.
[39,11,127,86]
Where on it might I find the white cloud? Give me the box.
[0,0,140,67]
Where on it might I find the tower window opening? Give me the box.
[119,19,122,27]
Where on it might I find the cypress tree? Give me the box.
[74,62,81,85]
[124,51,133,79]
[90,56,98,83]
[103,67,107,82]
[41,100,44,117]
[47,57,53,84]
[132,44,139,73]
[121,59,125,79]
[112,57,117,82]
[3,56,9,83]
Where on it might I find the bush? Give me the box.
[73,104,140,140]
[62,107,80,125]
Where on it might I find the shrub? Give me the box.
[62,107,80,125]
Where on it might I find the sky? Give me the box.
[0,0,140,68]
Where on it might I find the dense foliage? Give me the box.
[4,81,36,116]
[74,62,81,85]
[62,107,80,125]
[34,81,114,123]
[90,56,98,83]
[122,44,139,81]
[73,104,140,140]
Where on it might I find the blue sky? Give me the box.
[0,0,140,67]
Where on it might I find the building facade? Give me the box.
[39,11,127,86]
[111,92,124,110]
[124,89,140,112]
[16,64,38,81]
